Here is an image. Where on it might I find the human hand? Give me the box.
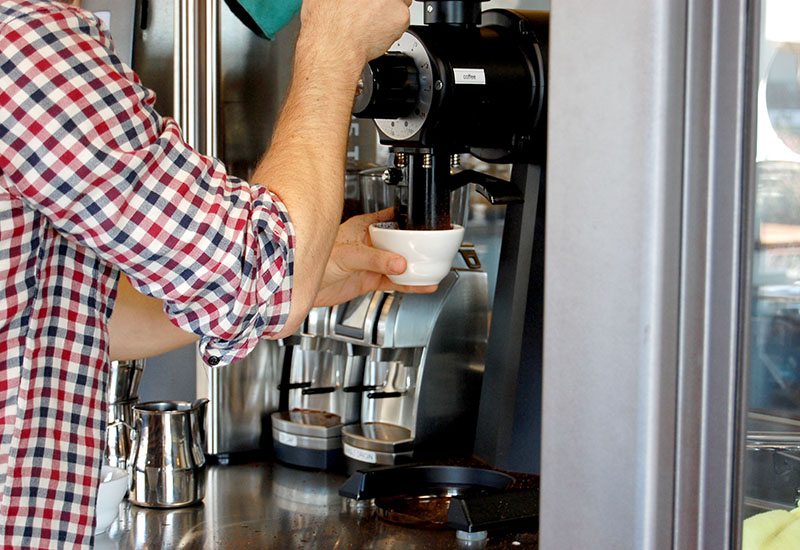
[313,208,438,307]
[298,0,412,67]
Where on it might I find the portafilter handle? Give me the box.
[449,170,524,206]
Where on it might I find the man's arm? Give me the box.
[108,274,198,361]
[253,0,412,338]
[107,210,436,360]
[107,0,415,358]
[3,1,411,363]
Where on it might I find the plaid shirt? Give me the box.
[0,1,295,547]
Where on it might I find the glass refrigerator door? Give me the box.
[744,0,800,525]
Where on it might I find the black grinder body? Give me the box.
[354,10,547,163]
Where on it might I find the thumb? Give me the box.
[344,208,396,232]
[340,243,407,275]
[370,207,397,224]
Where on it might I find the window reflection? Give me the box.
[766,45,800,155]
[745,0,800,525]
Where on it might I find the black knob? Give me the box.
[353,52,419,119]
[382,168,404,185]
[419,0,487,26]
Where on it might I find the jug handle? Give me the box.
[106,419,133,432]
[126,421,138,490]
[191,398,209,452]
[106,420,135,471]
[191,398,209,410]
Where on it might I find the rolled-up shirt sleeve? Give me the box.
[0,5,294,365]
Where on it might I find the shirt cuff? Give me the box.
[197,186,295,367]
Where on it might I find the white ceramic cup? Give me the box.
[95,466,128,534]
[369,222,465,286]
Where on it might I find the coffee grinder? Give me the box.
[351,1,548,473]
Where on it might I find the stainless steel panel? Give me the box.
[81,0,137,66]
[107,360,145,404]
[173,0,198,146]
[359,348,420,431]
[352,270,488,460]
[541,0,688,548]
[674,0,756,547]
[200,0,219,158]
[200,339,283,455]
[217,6,299,179]
[305,307,330,337]
[378,278,454,349]
[329,291,387,346]
[133,0,175,115]
[286,338,364,421]
[341,348,370,423]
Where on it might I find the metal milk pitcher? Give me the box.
[128,399,208,508]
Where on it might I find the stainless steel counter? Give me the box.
[95,462,538,549]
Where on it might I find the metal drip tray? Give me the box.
[271,410,343,438]
[342,422,414,453]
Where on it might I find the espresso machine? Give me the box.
[335,257,488,469]
[351,0,548,473]
[272,174,487,471]
[270,307,370,470]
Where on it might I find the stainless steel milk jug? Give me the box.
[128,399,208,508]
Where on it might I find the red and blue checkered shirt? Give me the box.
[0,1,295,547]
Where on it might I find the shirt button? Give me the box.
[207,356,220,366]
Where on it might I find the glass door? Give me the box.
[743,0,800,526]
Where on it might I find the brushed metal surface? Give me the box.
[275,336,368,462]
[107,360,145,404]
[96,463,509,549]
[329,291,387,346]
[271,428,343,451]
[342,422,414,453]
[271,411,343,439]
[201,339,284,455]
[285,338,366,425]
[305,306,330,337]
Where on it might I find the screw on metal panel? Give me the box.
[427,4,433,12]
[435,80,444,91]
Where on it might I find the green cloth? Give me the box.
[225,0,302,40]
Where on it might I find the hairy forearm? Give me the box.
[252,37,363,337]
[108,274,198,360]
